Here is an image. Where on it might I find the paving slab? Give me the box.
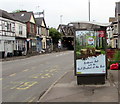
[39,70,118,102]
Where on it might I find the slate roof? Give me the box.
[35,17,46,27]
[10,11,34,23]
[0,9,15,21]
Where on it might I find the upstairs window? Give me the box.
[19,25,22,35]
[30,23,35,33]
[7,23,11,31]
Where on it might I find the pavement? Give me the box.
[39,70,119,103]
[1,50,67,62]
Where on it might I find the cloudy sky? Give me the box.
[0,0,119,28]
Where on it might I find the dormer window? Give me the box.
[21,14,24,16]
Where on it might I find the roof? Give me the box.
[69,21,110,27]
[68,21,111,30]
[10,11,34,23]
[0,9,15,21]
[35,17,47,27]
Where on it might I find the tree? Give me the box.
[49,28,62,45]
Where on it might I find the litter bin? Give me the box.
[69,21,109,85]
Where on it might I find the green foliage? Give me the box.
[100,50,105,54]
[49,28,62,44]
[114,50,120,61]
[107,50,120,69]
[76,51,81,58]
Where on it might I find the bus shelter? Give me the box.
[69,21,110,85]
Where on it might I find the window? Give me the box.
[0,20,2,25]
[12,23,15,32]
[2,21,5,30]
[116,39,118,48]
[19,25,22,35]
[0,31,1,35]
[7,23,11,31]
[30,24,34,33]
[0,25,2,31]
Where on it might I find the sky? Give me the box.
[0,0,119,28]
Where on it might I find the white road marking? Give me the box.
[9,73,16,77]
[23,69,29,72]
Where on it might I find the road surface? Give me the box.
[2,51,74,102]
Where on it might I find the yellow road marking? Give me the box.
[23,69,29,72]
[9,73,16,77]
[16,82,38,90]
[49,69,57,72]
[30,73,42,79]
[33,76,38,79]
[0,78,2,80]
[10,82,24,89]
[41,73,51,79]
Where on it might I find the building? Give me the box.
[14,19,27,56]
[0,9,15,58]
[35,17,52,52]
[11,11,37,53]
[107,2,120,49]
[108,17,118,48]
[58,24,74,50]
[115,2,120,49]
[35,18,43,52]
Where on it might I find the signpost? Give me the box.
[70,22,109,85]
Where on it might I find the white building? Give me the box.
[14,20,27,56]
[0,9,15,58]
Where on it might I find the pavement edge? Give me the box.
[38,70,73,102]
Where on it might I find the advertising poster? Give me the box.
[75,31,106,74]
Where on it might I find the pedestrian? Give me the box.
[58,42,61,52]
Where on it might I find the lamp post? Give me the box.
[88,0,90,21]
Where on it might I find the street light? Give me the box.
[88,0,90,21]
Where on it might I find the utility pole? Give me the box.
[88,0,90,21]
